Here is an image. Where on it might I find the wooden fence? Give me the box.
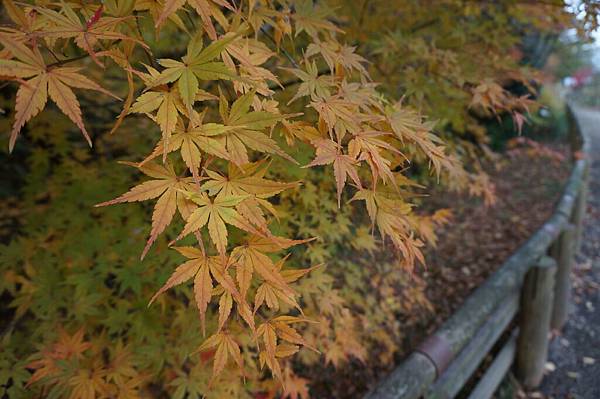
[365,105,591,399]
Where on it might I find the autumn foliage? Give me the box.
[0,0,596,397]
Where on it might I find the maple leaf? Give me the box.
[257,322,280,380]
[201,161,298,229]
[470,79,509,114]
[33,3,147,66]
[96,47,137,136]
[282,368,310,399]
[306,41,369,77]
[139,116,233,180]
[219,90,297,165]
[105,342,139,386]
[150,247,255,334]
[0,37,119,152]
[351,188,425,269]
[386,103,459,179]
[172,191,259,255]
[129,78,190,160]
[157,247,255,334]
[0,0,36,41]
[135,0,189,32]
[281,120,323,146]
[334,44,370,76]
[349,129,401,186]
[155,0,233,40]
[223,37,280,95]
[338,80,384,112]
[27,327,92,386]
[292,0,342,38]
[147,33,239,111]
[257,316,315,381]
[306,138,361,207]
[202,161,297,198]
[68,368,112,399]
[230,235,311,302]
[284,60,334,104]
[197,331,243,383]
[210,255,256,331]
[95,161,195,259]
[310,95,361,142]
[148,253,203,305]
[148,246,212,330]
[254,257,319,315]
[512,111,527,134]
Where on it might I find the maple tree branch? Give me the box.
[260,26,300,69]
[47,53,91,68]
[133,11,160,69]
[357,0,370,31]
[41,42,61,63]
[271,66,332,91]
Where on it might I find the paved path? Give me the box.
[538,106,600,399]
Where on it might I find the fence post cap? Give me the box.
[537,256,557,269]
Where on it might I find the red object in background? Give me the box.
[572,67,594,88]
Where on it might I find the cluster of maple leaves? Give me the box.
[0,0,462,390]
[1,0,596,397]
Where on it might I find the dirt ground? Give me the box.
[419,143,570,337]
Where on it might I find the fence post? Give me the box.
[565,105,587,254]
[550,225,575,330]
[572,164,589,254]
[515,256,556,389]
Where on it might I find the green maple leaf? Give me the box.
[148,34,240,110]
[218,90,298,165]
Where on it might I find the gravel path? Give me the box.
[537,106,600,399]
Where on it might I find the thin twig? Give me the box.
[260,26,299,68]
[41,42,61,63]
[47,53,90,68]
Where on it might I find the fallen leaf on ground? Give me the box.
[583,357,596,365]
[566,371,580,379]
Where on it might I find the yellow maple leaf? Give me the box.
[0,37,118,151]
[172,191,257,255]
[95,161,195,259]
[155,0,233,40]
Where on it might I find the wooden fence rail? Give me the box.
[365,104,590,399]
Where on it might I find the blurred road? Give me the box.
[538,106,600,399]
